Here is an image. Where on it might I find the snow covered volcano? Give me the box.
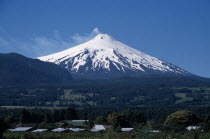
[37,34,190,79]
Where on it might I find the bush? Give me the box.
[164,110,201,131]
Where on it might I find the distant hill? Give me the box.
[0,53,72,86]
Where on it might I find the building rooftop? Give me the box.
[32,129,47,132]
[69,128,85,132]
[9,127,32,132]
[51,128,67,132]
[121,128,134,132]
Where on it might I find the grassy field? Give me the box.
[173,87,210,104]
[3,131,210,139]
[4,131,132,139]
[175,93,193,104]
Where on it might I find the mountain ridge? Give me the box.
[0,53,72,85]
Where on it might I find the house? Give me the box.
[90,129,103,132]
[9,127,32,132]
[186,126,201,131]
[92,125,112,130]
[69,128,85,132]
[51,128,67,132]
[121,128,134,132]
[55,121,66,127]
[147,130,161,133]
[61,120,89,127]
[32,129,48,132]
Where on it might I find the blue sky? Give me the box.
[0,0,209,77]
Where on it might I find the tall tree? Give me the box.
[125,111,146,127]
[204,115,210,132]
[65,108,78,120]
[44,113,53,123]
[94,116,107,125]
[52,110,60,122]
[107,113,129,129]
[164,110,201,131]
[59,109,66,121]
[20,109,31,124]
[0,118,8,139]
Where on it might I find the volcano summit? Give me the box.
[38,34,190,79]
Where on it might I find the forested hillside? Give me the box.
[1,76,210,107]
[0,53,72,85]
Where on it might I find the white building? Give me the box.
[51,128,66,132]
[186,126,201,131]
[121,128,134,132]
[90,129,103,132]
[32,129,47,132]
[69,128,85,132]
[92,125,112,130]
[9,127,32,132]
[147,130,161,133]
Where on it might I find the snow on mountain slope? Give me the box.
[37,34,190,79]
